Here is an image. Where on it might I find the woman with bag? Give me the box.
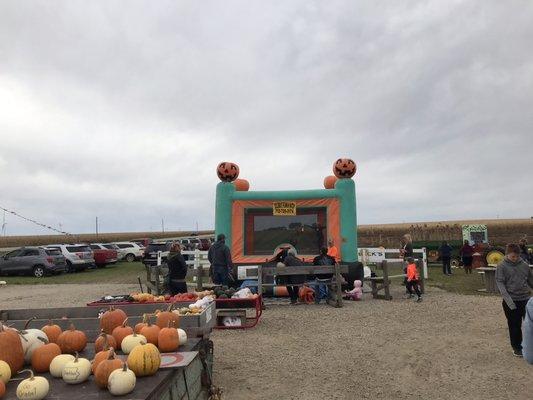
[166,243,189,295]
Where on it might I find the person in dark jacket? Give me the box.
[207,234,233,286]
[439,241,453,275]
[283,249,305,304]
[166,243,188,295]
[312,247,335,303]
[459,240,474,274]
[495,243,533,357]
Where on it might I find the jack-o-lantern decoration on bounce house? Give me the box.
[333,158,356,179]
[216,162,239,182]
[214,158,362,292]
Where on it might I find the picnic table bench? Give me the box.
[257,264,348,307]
[365,259,425,300]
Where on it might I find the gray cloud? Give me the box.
[0,0,532,235]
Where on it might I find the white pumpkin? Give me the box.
[120,332,147,355]
[62,354,91,384]
[16,370,49,400]
[0,359,11,383]
[19,329,48,364]
[49,354,75,378]
[177,329,187,346]
[108,362,136,396]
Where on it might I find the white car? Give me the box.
[112,242,144,262]
[101,243,127,260]
[45,244,95,272]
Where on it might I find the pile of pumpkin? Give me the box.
[0,306,188,399]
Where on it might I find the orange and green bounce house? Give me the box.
[214,158,363,291]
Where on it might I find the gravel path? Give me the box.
[1,284,531,399]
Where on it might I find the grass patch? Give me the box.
[368,263,491,296]
[1,261,146,285]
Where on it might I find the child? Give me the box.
[406,257,422,302]
[495,243,533,357]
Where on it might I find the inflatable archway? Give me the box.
[214,159,358,265]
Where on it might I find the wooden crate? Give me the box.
[0,302,216,341]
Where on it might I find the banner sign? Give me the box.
[272,201,296,216]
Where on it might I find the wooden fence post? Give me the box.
[382,260,391,300]
[417,259,425,294]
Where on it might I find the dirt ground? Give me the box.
[1,284,531,400]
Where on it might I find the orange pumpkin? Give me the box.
[156,305,180,330]
[139,318,160,347]
[134,315,149,334]
[0,379,5,398]
[233,178,249,191]
[41,320,62,344]
[100,307,127,335]
[323,175,338,189]
[157,322,179,353]
[333,158,356,179]
[112,319,133,351]
[216,162,239,182]
[92,348,114,375]
[31,341,61,373]
[0,323,24,373]
[94,349,122,389]
[94,331,117,353]
[57,323,87,354]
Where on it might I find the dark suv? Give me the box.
[0,247,67,277]
[142,242,173,267]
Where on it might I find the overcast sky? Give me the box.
[0,1,532,236]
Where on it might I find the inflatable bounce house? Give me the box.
[214,158,362,287]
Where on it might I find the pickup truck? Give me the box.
[89,244,118,267]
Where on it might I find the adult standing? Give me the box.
[439,241,453,276]
[166,243,188,295]
[208,234,233,286]
[495,243,533,357]
[283,249,305,304]
[459,240,474,274]
[313,247,335,303]
[313,223,326,252]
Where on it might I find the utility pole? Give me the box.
[161,218,165,233]
[95,216,99,238]
[196,221,199,234]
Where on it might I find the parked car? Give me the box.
[0,247,67,277]
[131,238,151,248]
[113,242,144,262]
[46,244,95,272]
[142,242,172,267]
[88,244,118,267]
[101,243,126,260]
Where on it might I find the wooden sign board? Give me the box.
[273,201,296,216]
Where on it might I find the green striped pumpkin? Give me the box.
[126,343,161,377]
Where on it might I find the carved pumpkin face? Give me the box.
[333,158,356,179]
[217,162,239,182]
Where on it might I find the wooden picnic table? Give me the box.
[257,264,348,307]
[478,265,533,294]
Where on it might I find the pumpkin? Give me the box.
[108,362,136,396]
[57,323,87,354]
[62,353,91,384]
[134,314,149,334]
[333,158,356,179]
[100,307,127,335]
[94,349,122,389]
[19,318,49,364]
[0,360,10,384]
[92,347,114,374]
[49,354,75,378]
[139,318,160,347]
[94,331,117,353]
[16,370,49,400]
[156,304,180,330]
[40,320,62,344]
[233,178,249,191]
[157,322,179,353]
[121,332,147,355]
[0,323,24,373]
[31,340,61,373]
[323,175,338,189]
[0,380,4,398]
[216,161,239,182]
[111,319,133,351]
[177,329,188,346]
[127,343,161,377]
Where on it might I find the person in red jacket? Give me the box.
[406,257,422,302]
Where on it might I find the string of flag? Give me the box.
[0,205,72,236]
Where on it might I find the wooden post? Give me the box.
[197,264,203,291]
[382,260,391,300]
[417,259,425,294]
[334,263,343,307]
[257,265,263,297]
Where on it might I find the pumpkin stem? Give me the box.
[37,336,49,344]
[122,318,129,327]
[107,348,116,359]
[20,369,35,381]
[122,362,128,372]
[166,302,174,312]
[23,316,37,330]
[74,352,79,362]
[69,323,76,331]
